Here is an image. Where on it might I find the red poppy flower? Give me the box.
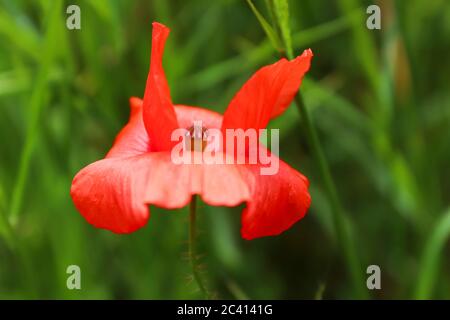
[70,22,312,240]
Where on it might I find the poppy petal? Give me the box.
[175,104,223,130]
[142,22,179,151]
[239,158,311,240]
[142,152,250,209]
[106,97,149,159]
[71,152,250,233]
[222,49,313,132]
[70,155,152,233]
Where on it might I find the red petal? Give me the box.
[239,158,311,240]
[142,22,179,151]
[106,97,149,158]
[175,104,223,130]
[222,49,313,132]
[142,152,250,209]
[70,155,151,233]
[71,152,250,233]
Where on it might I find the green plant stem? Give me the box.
[189,195,209,299]
[294,93,367,299]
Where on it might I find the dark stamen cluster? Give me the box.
[185,125,208,152]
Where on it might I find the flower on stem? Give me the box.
[70,22,313,240]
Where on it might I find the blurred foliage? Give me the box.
[0,0,449,299]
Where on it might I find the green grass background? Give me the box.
[0,0,449,299]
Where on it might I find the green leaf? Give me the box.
[245,0,282,52]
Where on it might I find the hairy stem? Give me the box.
[189,195,209,298]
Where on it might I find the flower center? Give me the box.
[185,124,208,152]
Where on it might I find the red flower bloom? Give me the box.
[70,22,312,240]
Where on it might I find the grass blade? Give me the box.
[270,0,293,58]
[415,207,450,299]
[9,0,62,222]
[246,0,282,52]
